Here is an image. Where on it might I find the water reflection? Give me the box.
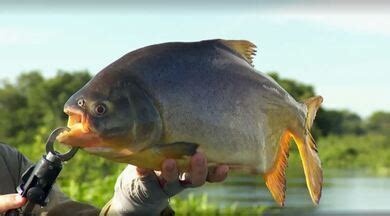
[180,170,390,214]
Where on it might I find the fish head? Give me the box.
[57,75,162,158]
[57,80,134,151]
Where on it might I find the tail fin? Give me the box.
[263,96,323,206]
[292,96,323,204]
[304,96,323,129]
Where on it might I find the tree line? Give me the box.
[268,72,389,138]
[0,70,388,147]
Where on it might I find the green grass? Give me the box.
[170,193,268,215]
[318,134,390,175]
[15,132,390,213]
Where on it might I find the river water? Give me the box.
[181,170,390,215]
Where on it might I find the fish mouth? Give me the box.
[57,107,100,147]
[65,107,89,133]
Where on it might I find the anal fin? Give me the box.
[263,130,291,207]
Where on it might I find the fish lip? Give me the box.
[58,106,96,147]
[64,105,84,117]
[64,106,88,132]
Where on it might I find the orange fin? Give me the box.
[128,142,199,171]
[291,96,323,205]
[220,40,257,66]
[263,130,291,207]
[290,131,322,205]
[304,96,323,129]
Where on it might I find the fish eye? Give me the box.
[77,98,86,108]
[94,104,107,116]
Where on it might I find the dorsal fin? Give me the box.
[220,40,257,66]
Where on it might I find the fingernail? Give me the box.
[222,165,229,173]
[165,161,174,172]
[196,157,204,166]
[15,195,24,203]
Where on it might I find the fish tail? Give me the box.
[263,96,323,206]
[291,96,323,205]
[303,96,323,131]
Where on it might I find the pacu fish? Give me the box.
[57,39,323,206]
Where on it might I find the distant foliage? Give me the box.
[267,72,387,138]
[315,109,365,136]
[1,70,389,212]
[268,72,315,100]
[0,70,91,146]
[318,134,390,175]
[366,111,390,135]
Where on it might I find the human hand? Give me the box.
[106,152,229,215]
[0,194,26,213]
[138,152,229,190]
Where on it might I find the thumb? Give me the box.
[0,194,26,213]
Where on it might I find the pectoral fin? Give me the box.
[128,142,199,171]
[150,142,199,158]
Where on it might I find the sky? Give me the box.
[0,3,389,117]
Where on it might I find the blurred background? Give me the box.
[0,1,389,215]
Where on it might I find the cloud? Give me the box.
[0,27,57,46]
[270,11,390,36]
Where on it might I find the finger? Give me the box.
[161,159,179,183]
[0,194,26,213]
[207,165,229,182]
[188,152,208,187]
